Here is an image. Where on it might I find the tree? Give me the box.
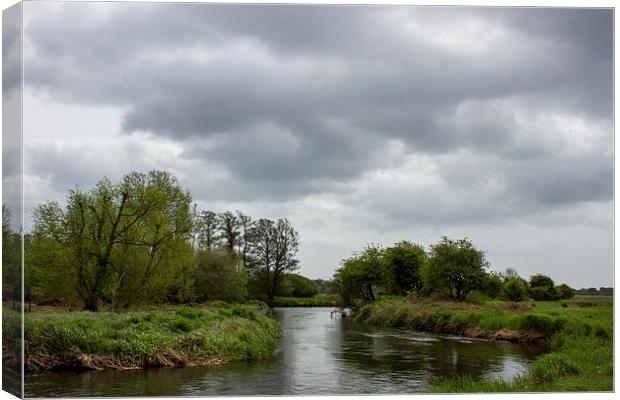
[197,210,218,250]
[2,205,21,308]
[333,245,390,307]
[424,237,488,302]
[556,283,575,299]
[384,241,426,296]
[528,273,559,301]
[247,218,300,300]
[193,249,248,303]
[218,211,242,254]
[31,170,194,311]
[483,271,504,299]
[277,274,319,298]
[236,210,253,268]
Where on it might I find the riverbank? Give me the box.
[4,304,280,372]
[353,296,613,392]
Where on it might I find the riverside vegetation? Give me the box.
[2,170,327,372]
[332,239,613,392]
[5,303,279,372]
[1,169,613,393]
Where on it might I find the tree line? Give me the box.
[332,237,576,308]
[3,170,307,311]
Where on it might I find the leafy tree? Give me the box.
[556,283,575,299]
[384,241,426,296]
[483,271,504,299]
[2,205,21,308]
[31,171,194,311]
[277,274,319,297]
[193,249,248,303]
[503,277,528,301]
[333,245,390,307]
[528,273,559,301]
[424,237,488,302]
[529,274,555,289]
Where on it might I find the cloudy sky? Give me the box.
[10,2,614,287]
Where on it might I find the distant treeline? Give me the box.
[332,238,578,308]
[2,170,316,311]
[575,287,613,296]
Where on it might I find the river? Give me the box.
[25,307,546,396]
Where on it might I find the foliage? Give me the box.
[529,274,559,301]
[276,274,320,298]
[193,249,248,303]
[503,278,528,301]
[2,205,21,306]
[424,237,488,302]
[29,171,195,311]
[556,284,576,299]
[268,295,338,307]
[482,271,503,299]
[384,241,426,296]
[333,245,390,307]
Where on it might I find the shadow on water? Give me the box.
[25,307,547,397]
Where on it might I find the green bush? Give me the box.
[503,278,528,301]
[556,284,575,299]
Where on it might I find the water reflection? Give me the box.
[25,307,546,397]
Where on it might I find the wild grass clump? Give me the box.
[20,304,280,372]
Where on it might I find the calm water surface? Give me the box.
[25,307,546,397]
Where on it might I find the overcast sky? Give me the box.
[11,2,613,287]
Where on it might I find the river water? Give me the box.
[25,307,546,397]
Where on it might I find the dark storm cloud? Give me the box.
[22,3,613,223]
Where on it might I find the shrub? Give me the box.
[527,274,560,300]
[556,284,575,299]
[503,278,528,301]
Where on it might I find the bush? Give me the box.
[503,278,528,301]
[528,274,559,301]
[483,272,503,299]
[556,284,575,299]
[193,249,248,303]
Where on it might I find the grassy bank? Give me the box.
[4,303,280,372]
[268,295,338,307]
[354,296,613,392]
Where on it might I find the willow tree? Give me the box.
[31,170,194,311]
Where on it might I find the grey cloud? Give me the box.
[22,3,613,219]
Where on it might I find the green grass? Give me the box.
[5,303,280,372]
[268,295,338,307]
[354,296,613,392]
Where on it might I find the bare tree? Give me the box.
[198,210,218,250]
[218,211,242,253]
[248,218,299,300]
